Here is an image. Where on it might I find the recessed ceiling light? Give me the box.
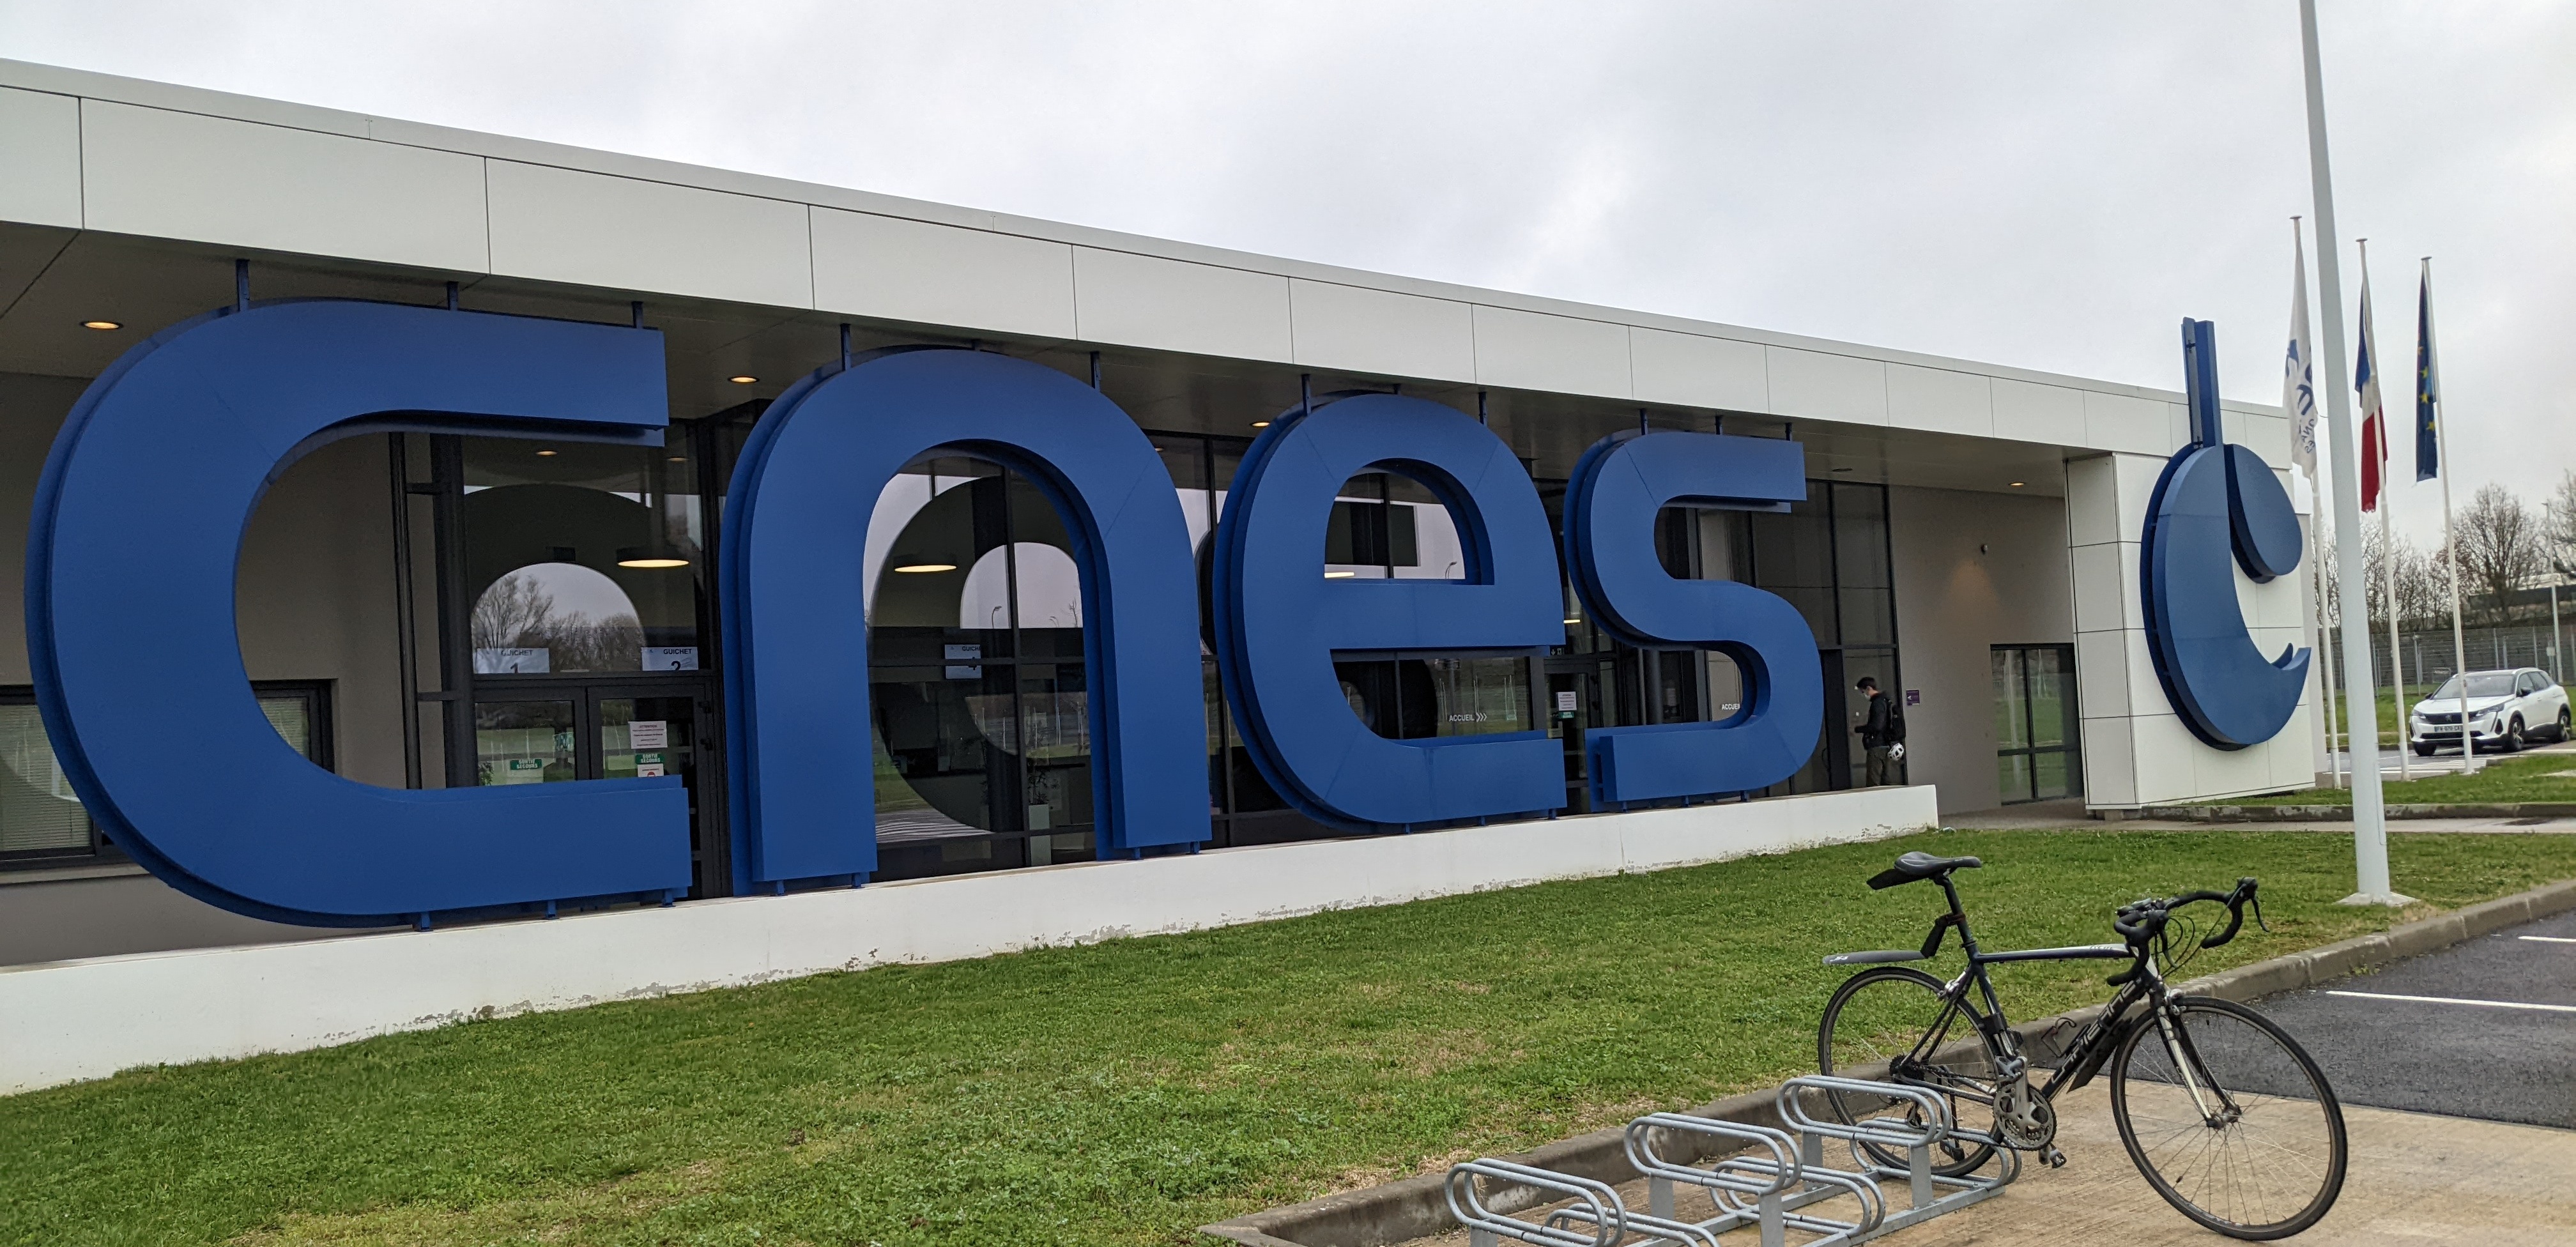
[2009,480,2025,487]
[893,563,957,574]
[1563,617,1582,625]
[728,374,758,385]
[668,455,687,463]
[617,557,690,569]
[1323,570,1357,579]
[1251,420,1271,428]
[80,319,122,331]
[535,449,559,457]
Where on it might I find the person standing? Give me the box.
[1855,677,1899,786]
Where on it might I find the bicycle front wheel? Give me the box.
[2110,996,2348,1240]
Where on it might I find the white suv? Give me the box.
[2409,668,2572,756]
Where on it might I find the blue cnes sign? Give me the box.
[2140,319,2311,749]
[22,299,2297,928]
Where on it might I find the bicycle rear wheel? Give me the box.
[1817,966,1998,1175]
[2110,996,2347,1240]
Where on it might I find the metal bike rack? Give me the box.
[1450,1072,2016,1247]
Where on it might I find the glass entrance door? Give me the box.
[1993,645,2081,803]
[471,682,719,892]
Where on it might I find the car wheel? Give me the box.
[2413,743,2435,757]
[2557,707,2572,742]
[2503,716,2526,753]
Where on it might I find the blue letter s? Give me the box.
[1563,431,1823,802]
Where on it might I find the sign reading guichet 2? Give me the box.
[23,301,2296,931]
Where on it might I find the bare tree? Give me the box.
[2543,469,2576,578]
[2455,484,2546,624]
[471,572,556,649]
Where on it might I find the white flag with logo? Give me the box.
[2283,226,2319,480]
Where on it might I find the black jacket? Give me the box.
[1858,693,1892,747]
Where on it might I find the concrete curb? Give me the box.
[2144,802,2576,822]
[1199,876,2576,1247]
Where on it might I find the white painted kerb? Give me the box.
[0,784,1936,1093]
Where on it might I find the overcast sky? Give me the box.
[5,1,2567,542]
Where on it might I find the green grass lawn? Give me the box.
[2320,685,2436,749]
[5,830,2572,1247]
[2203,748,2576,807]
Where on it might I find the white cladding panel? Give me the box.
[1765,347,1887,425]
[0,87,80,229]
[2082,390,2172,455]
[1629,328,1768,413]
[79,100,489,273]
[1073,247,1291,361]
[1288,279,1476,382]
[811,208,1075,339]
[486,160,811,307]
[1886,364,1993,438]
[1992,377,2087,446]
[1471,304,1630,399]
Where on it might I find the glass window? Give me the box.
[1831,483,1896,646]
[474,700,576,786]
[866,459,1096,878]
[3,684,332,867]
[0,702,88,859]
[460,438,705,676]
[2432,672,2517,700]
[1333,654,1537,740]
[1326,471,1466,581]
[1750,504,1837,645]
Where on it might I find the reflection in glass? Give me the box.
[0,704,88,855]
[1334,655,1535,740]
[475,700,576,785]
[460,438,703,675]
[864,459,1096,871]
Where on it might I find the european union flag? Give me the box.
[2415,266,2439,482]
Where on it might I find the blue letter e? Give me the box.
[1212,394,1563,829]
[1563,431,1823,802]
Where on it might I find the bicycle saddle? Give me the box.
[1867,851,1984,889]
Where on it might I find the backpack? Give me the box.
[1883,698,1907,744]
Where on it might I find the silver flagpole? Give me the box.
[2301,0,2404,903]
[2296,217,2345,788]
[2428,258,2475,772]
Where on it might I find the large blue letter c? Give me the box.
[2142,319,2311,749]
[26,300,691,926]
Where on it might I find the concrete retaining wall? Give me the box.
[0,783,1938,1093]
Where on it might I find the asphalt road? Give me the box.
[2251,908,2576,1129]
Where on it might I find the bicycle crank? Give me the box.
[1993,1073,2058,1151]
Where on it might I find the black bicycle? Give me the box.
[1815,852,2348,1240]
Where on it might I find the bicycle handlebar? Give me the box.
[2113,877,2264,951]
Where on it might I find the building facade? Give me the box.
[0,59,2320,972]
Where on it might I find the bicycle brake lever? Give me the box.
[2251,891,2269,934]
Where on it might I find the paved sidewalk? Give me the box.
[1892,1085,2576,1245]
[1944,799,2576,833]
[1403,1084,2576,1246]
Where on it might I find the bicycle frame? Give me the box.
[1882,873,2173,1110]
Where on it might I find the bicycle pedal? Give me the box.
[2040,1145,2067,1169]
